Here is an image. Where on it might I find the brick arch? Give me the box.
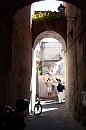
[1,0,86,21]
[33,31,66,50]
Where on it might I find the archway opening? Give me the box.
[32,31,66,109]
[7,0,84,126]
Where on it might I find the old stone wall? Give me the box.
[8,5,32,109]
[65,3,86,126]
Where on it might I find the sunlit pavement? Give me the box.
[24,98,84,130]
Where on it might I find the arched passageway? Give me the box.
[32,30,66,101]
[33,31,66,98]
[0,0,86,127]
[33,31,66,49]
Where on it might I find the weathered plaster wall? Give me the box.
[65,3,86,126]
[8,5,32,109]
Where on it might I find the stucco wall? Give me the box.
[65,3,86,126]
[8,5,32,109]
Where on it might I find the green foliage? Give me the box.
[32,11,50,20]
[32,11,66,22]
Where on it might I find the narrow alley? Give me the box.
[25,98,84,130]
[0,0,86,128]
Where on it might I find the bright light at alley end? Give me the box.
[57,4,66,15]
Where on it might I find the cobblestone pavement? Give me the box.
[24,98,85,130]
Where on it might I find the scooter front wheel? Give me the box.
[34,104,42,116]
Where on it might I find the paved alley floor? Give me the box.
[24,98,85,130]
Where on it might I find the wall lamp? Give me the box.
[57,4,78,20]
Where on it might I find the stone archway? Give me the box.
[32,30,66,98]
[33,31,66,50]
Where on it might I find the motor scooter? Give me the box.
[0,98,28,130]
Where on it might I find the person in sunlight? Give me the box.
[52,78,58,97]
[57,79,64,103]
[45,78,53,98]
